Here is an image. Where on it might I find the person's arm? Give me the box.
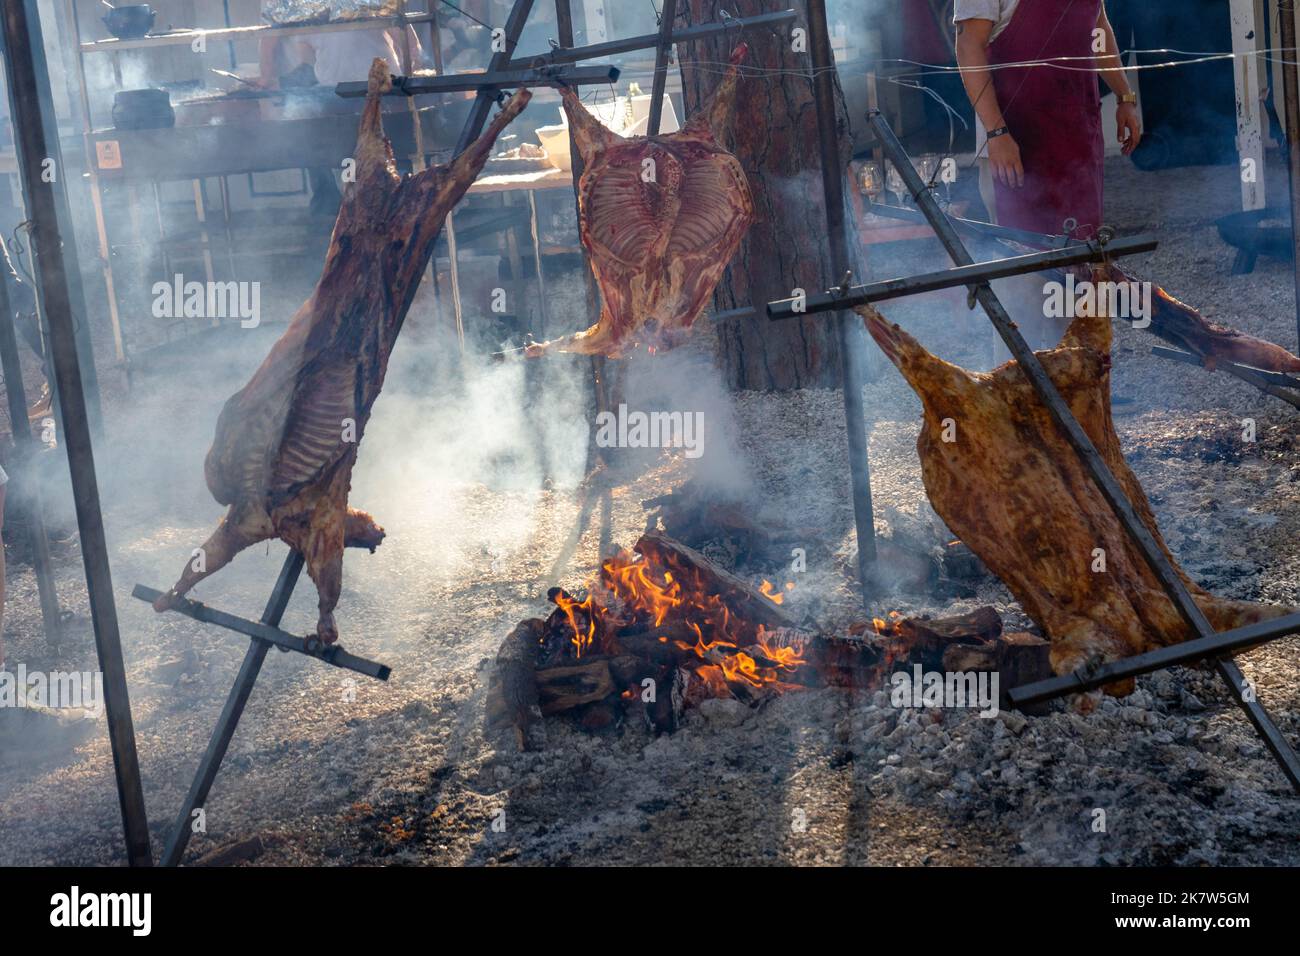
[1096,4,1141,155]
[955,18,1024,187]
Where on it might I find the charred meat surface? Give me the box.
[525,44,755,358]
[858,298,1291,697]
[153,60,531,643]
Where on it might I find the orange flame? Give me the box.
[550,550,808,695]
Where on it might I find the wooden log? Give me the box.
[648,665,687,733]
[613,623,700,665]
[897,607,1002,665]
[942,540,988,580]
[536,658,616,716]
[994,632,1053,695]
[641,479,803,561]
[486,618,544,751]
[941,630,1052,715]
[875,533,940,591]
[633,531,801,633]
[762,627,882,689]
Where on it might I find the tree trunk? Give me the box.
[677,0,860,391]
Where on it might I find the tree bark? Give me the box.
[677,0,859,390]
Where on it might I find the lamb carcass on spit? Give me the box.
[525,44,755,358]
[152,61,531,643]
[857,293,1291,699]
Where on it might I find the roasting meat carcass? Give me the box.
[525,44,755,358]
[858,296,1291,698]
[152,61,530,643]
[1100,262,1300,373]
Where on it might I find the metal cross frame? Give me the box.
[133,553,392,867]
[764,107,1300,792]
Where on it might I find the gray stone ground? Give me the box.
[1,153,1299,867]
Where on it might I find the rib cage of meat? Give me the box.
[525,44,755,358]
[857,295,1292,700]
[153,61,531,643]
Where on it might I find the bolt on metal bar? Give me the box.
[809,0,877,593]
[867,109,1300,791]
[768,235,1158,320]
[1,0,151,864]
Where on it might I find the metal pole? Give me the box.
[453,0,538,156]
[808,0,877,591]
[441,0,536,354]
[647,0,678,136]
[556,0,611,476]
[1279,0,1300,348]
[23,0,104,433]
[0,0,151,864]
[0,273,61,644]
[160,552,303,867]
[869,110,1300,791]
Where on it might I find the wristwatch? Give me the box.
[1118,92,1138,105]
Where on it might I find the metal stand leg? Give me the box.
[1,0,148,865]
[809,0,877,595]
[159,551,303,867]
[0,278,60,644]
[146,549,394,866]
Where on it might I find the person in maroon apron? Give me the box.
[955,0,1142,242]
[954,1,1141,356]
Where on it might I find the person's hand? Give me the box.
[1116,102,1142,155]
[988,134,1024,188]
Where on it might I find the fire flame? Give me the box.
[551,550,806,697]
[759,579,795,605]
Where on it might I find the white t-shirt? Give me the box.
[302,29,403,86]
[953,0,1021,42]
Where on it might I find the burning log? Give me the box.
[633,531,801,634]
[859,301,1294,699]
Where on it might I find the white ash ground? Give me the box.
[2,156,1300,866]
